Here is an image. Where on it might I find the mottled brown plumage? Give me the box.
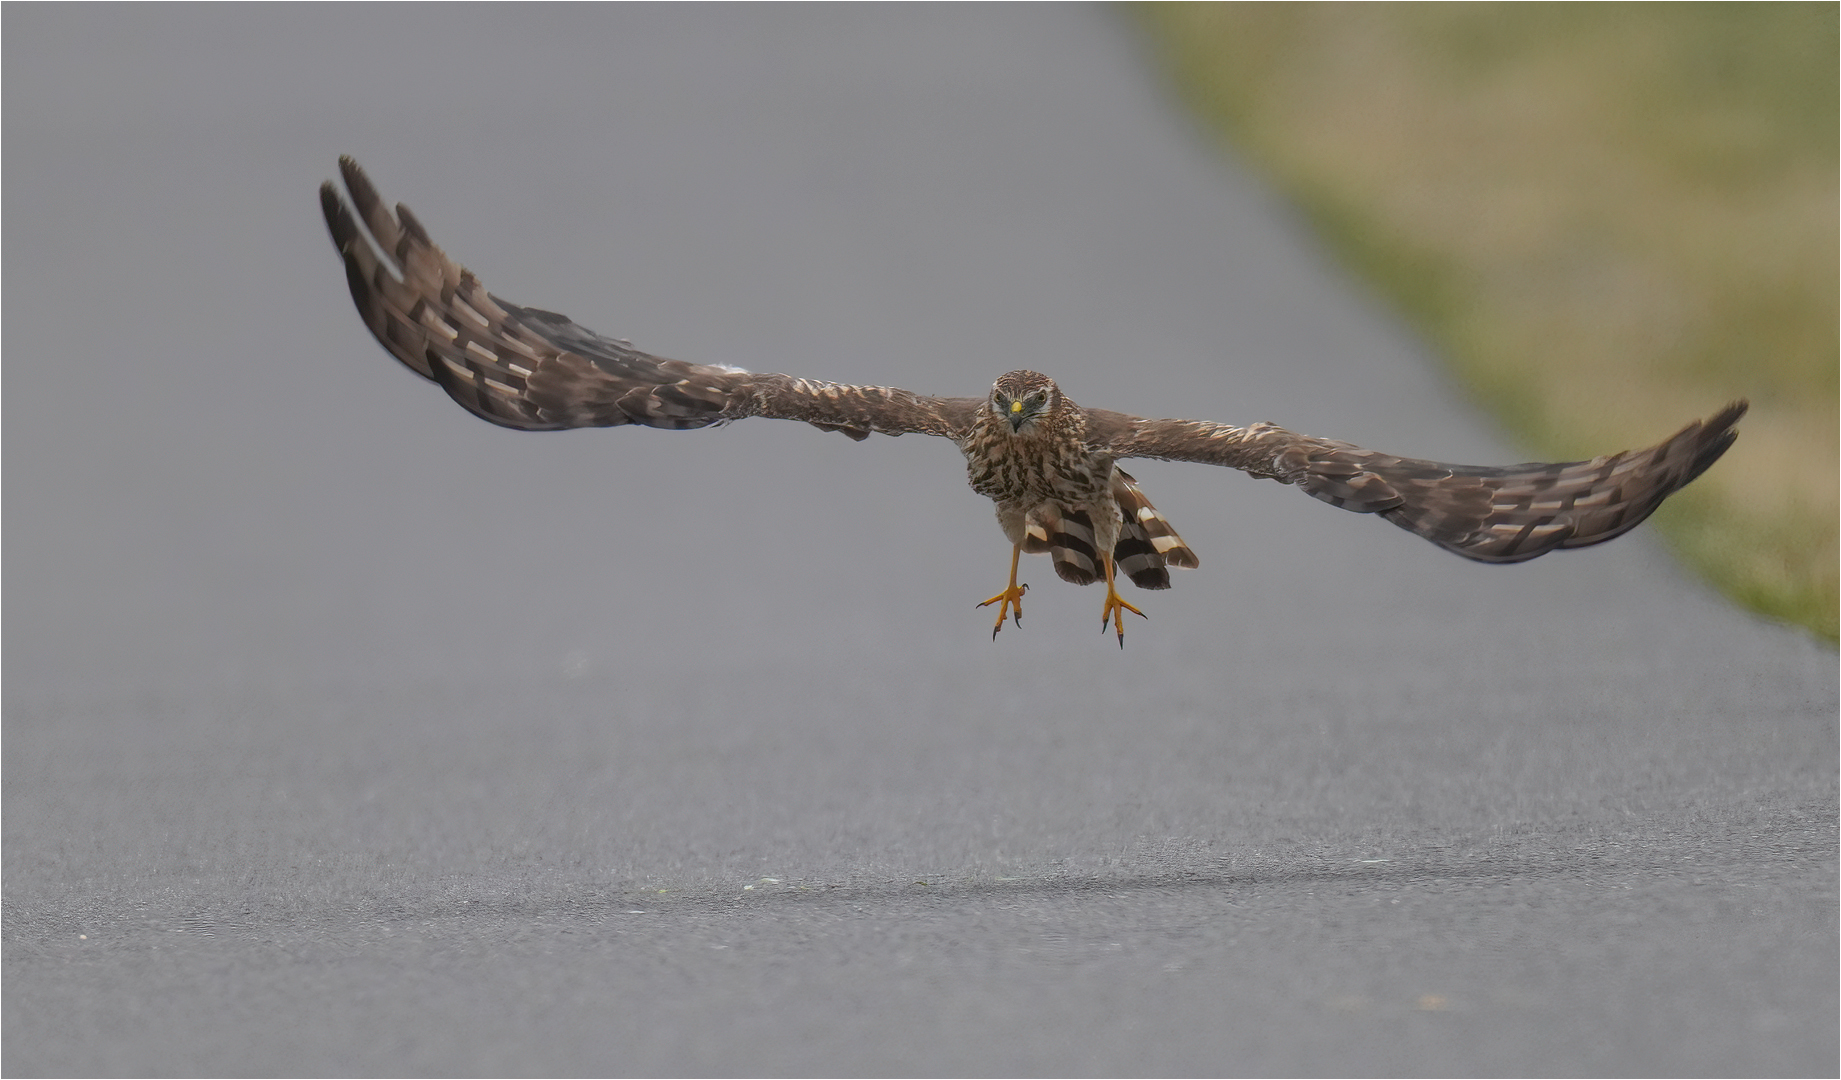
[321,157,1745,643]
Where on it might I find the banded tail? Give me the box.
[1022,469,1198,589]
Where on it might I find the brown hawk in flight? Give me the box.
[320,158,1744,645]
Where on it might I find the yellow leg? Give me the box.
[1098,555,1146,648]
[976,544,1028,639]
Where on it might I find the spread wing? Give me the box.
[320,156,980,441]
[1082,403,1745,564]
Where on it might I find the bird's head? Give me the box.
[989,370,1061,435]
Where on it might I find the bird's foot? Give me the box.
[1100,585,1146,648]
[977,582,1029,639]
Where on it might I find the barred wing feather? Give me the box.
[1088,404,1745,564]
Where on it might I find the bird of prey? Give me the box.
[319,157,1744,646]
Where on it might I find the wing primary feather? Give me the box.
[321,157,977,440]
[1088,400,1745,564]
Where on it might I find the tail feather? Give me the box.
[1111,469,1197,589]
[1020,471,1199,590]
[1026,506,1103,586]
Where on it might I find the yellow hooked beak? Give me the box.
[1009,400,1024,414]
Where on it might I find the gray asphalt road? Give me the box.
[5,7,1834,1076]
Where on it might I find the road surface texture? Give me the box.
[6,7,1834,1076]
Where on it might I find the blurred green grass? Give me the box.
[1133,3,1837,642]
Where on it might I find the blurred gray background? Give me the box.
[5,6,1834,1076]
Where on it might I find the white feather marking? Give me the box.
[496,334,542,361]
[421,312,459,341]
[450,295,491,331]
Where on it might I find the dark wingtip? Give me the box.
[319,178,361,253]
[323,157,378,244]
[337,155,369,196]
[1708,399,1748,433]
[317,179,342,224]
[1677,399,1748,487]
[396,202,433,246]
